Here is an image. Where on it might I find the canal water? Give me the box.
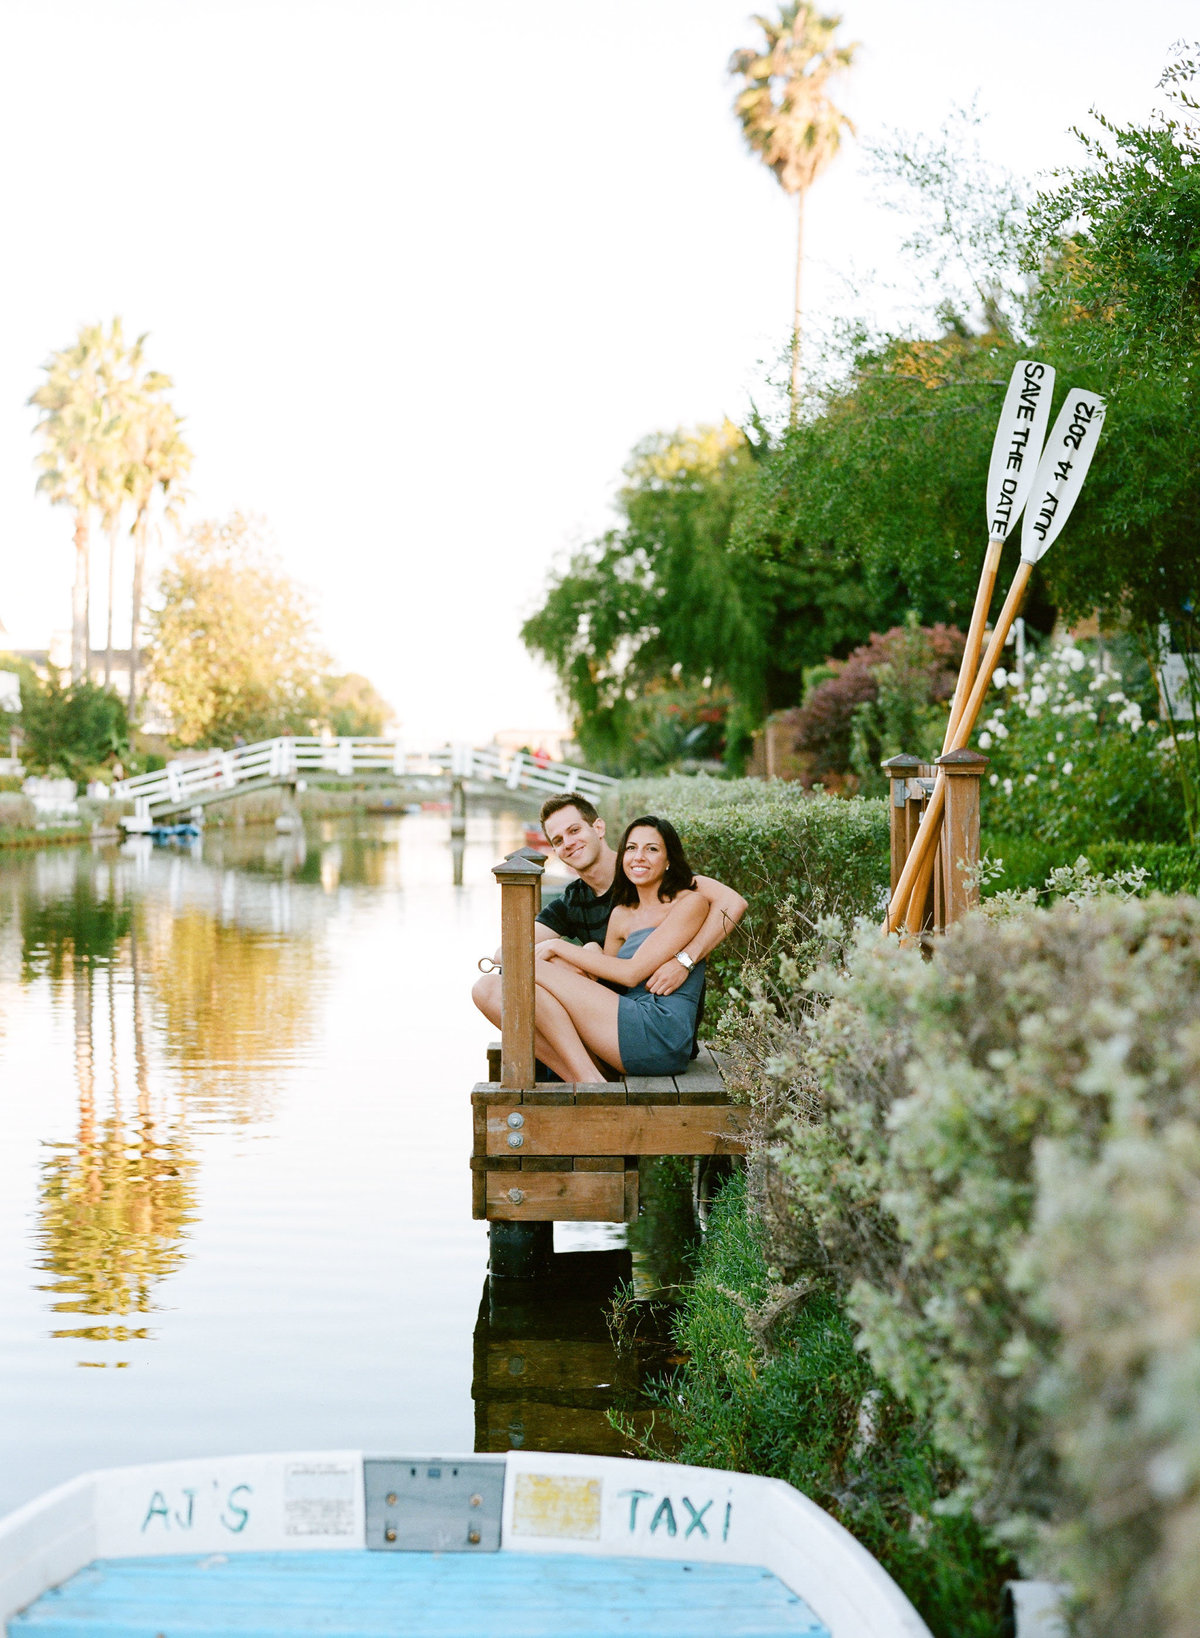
[0,812,681,1517]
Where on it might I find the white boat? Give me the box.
[1,1447,932,1636]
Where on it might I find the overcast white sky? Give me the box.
[0,1,1191,745]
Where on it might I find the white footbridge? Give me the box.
[111,737,616,830]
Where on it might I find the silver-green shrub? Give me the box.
[0,792,37,830]
[749,897,1200,1636]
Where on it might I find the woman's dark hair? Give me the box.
[611,815,696,907]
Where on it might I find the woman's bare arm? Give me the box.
[548,892,707,987]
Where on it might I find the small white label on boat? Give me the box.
[512,1473,602,1539]
[284,1461,357,1537]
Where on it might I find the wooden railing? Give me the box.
[881,749,988,934]
[111,737,617,827]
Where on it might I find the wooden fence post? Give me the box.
[881,755,922,896]
[492,850,544,1090]
[934,748,989,926]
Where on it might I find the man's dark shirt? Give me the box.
[536,876,615,946]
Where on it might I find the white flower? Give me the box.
[1056,731,1065,742]
[1003,778,1014,796]
[1107,691,1126,704]
[1046,750,1056,763]
[979,732,993,749]
[1062,761,1073,775]
[994,721,1009,740]
[1068,649,1086,672]
[1030,685,1048,707]
[993,667,1009,689]
[1024,773,1038,786]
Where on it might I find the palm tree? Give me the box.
[123,394,191,719]
[29,328,113,681]
[730,4,858,410]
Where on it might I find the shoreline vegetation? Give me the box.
[615,775,1200,1638]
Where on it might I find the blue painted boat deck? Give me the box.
[12,1551,829,1637]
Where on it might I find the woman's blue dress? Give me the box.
[615,926,706,1076]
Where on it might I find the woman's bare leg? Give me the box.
[534,961,625,1072]
[531,983,604,1081]
[472,970,565,1070]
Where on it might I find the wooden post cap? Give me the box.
[492,851,545,884]
[880,753,923,772]
[934,748,990,775]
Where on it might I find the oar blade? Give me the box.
[1020,389,1107,563]
[985,359,1056,541]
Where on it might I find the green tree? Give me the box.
[729,3,858,406]
[522,422,900,770]
[147,514,328,746]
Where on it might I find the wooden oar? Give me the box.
[884,387,1108,935]
[882,360,1057,933]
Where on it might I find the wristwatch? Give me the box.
[675,951,696,971]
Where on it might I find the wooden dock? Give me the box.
[472,1047,746,1223]
[474,850,744,1251]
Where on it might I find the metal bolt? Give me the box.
[506,1131,523,1148]
[507,1188,524,1205]
[506,1111,524,1128]
[470,1493,483,1508]
[468,1528,481,1545]
[385,1493,397,1506]
[384,1527,396,1543]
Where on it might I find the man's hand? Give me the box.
[645,957,689,996]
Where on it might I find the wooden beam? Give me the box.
[486,1169,628,1221]
[486,1103,748,1158]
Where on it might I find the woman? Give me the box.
[530,815,708,1083]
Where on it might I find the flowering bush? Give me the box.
[978,640,1184,846]
[791,622,965,792]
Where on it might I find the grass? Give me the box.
[642,1174,1014,1638]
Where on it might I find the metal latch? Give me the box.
[364,1458,504,1551]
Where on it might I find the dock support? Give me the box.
[488,849,546,1277]
[487,1220,553,1280]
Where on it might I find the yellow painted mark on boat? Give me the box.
[512,1474,602,1539]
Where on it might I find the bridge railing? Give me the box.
[112,736,616,816]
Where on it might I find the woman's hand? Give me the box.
[535,939,564,963]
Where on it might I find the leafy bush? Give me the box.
[732,899,1200,1636]
[608,776,889,997]
[978,639,1184,846]
[8,666,129,779]
[651,1174,1013,1638]
[792,621,965,793]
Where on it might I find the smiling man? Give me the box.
[471,794,747,1044]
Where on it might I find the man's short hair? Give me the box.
[540,793,600,830]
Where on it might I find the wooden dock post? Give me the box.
[489,849,551,1276]
[882,748,987,934]
[935,748,988,925]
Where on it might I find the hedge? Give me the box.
[983,830,1200,897]
[607,776,890,997]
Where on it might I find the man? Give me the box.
[471,794,747,1035]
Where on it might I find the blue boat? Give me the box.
[0,1448,932,1636]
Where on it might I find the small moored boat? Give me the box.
[0,1448,932,1636]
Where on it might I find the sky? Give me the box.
[0,0,1192,747]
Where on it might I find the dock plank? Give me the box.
[487,1105,747,1158]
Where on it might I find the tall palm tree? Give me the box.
[123,394,191,719]
[29,329,113,681]
[730,4,858,410]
